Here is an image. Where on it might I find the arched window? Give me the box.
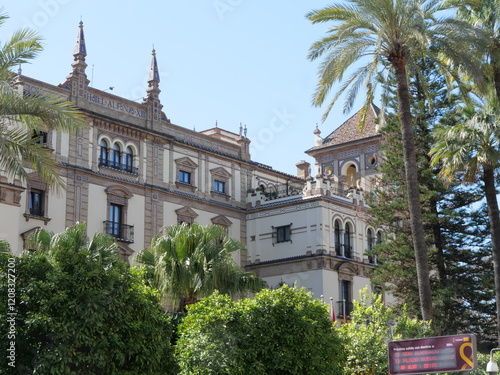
[112,143,121,168]
[346,164,357,187]
[334,220,342,256]
[367,228,375,263]
[367,229,374,251]
[343,222,352,258]
[99,139,109,166]
[124,146,134,173]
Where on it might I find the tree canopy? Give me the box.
[0,8,87,190]
[136,223,267,312]
[0,223,177,374]
[176,285,345,375]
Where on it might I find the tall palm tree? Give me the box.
[0,9,87,190]
[136,223,267,312]
[306,0,483,321]
[430,98,500,344]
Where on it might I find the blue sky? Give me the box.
[3,1,367,175]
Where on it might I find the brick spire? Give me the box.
[62,21,89,97]
[144,48,164,123]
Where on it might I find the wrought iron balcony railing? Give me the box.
[99,158,138,175]
[103,221,134,243]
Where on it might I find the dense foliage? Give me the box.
[176,285,345,375]
[338,289,433,375]
[0,223,177,374]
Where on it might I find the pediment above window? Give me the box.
[211,215,233,227]
[175,157,198,170]
[105,185,134,199]
[175,206,198,220]
[210,167,231,180]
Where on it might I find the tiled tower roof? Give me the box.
[307,103,380,152]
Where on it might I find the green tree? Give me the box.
[0,223,177,374]
[430,97,500,345]
[367,58,496,346]
[306,0,482,321]
[176,285,345,375]
[339,288,432,375]
[0,9,87,190]
[136,222,267,312]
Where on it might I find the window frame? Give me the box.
[29,188,45,217]
[109,203,123,238]
[24,179,50,224]
[273,223,292,245]
[338,279,353,320]
[334,220,342,256]
[178,170,191,185]
[213,179,225,194]
[124,146,134,172]
[343,222,353,258]
[175,157,198,191]
[210,167,231,198]
[104,185,134,243]
[99,139,109,166]
[111,143,121,168]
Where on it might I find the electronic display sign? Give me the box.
[388,335,476,375]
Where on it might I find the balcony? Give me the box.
[103,221,134,243]
[99,158,138,175]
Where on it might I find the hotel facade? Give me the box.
[0,22,386,317]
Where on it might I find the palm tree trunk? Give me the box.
[392,59,434,321]
[493,52,500,104]
[483,166,500,346]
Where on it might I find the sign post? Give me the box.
[388,335,476,375]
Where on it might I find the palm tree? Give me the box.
[0,9,87,190]
[136,223,267,312]
[306,0,483,321]
[430,97,500,344]
[455,0,500,103]
[26,221,119,266]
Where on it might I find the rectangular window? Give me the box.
[276,225,291,243]
[213,180,225,194]
[32,131,48,145]
[29,189,44,217]
[179,170,191,184]
[339,280,353,319]
[109,203,123,237]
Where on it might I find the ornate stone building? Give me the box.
[0,22,386,318]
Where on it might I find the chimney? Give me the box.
[296,160,310,179]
